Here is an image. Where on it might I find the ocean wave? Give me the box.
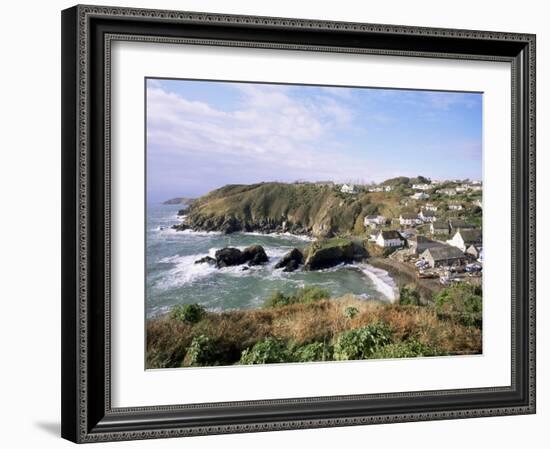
[357,263,398,302]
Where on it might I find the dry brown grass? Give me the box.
[146,295,481,368]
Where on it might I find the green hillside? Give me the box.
[183,182,388,237]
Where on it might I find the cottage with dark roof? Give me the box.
[420,245,468,268]
[375,230,404,248]
[448,219,476,232]
[447,228,482,252]
[408,235,445,255]
[419,209,436,223]
[430,221,449,235]
[399,213,421,226]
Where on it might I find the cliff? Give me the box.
[180,182,385,237]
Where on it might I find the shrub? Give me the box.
[371,340,442,359]
[398,285,421,305]
[239,338,290,365]
[170,303,206,324]
[333,322,393,360]
[435,284,482,327]
[183,335,217,366]
[292,341,333,362]
[264,291,292,308]
[294,286,330,303]
[344,306,359,319]
[263,286,330,308]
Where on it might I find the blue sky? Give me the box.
[146,78,482,202]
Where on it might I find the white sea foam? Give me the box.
[239,231,314,241]
[157,254,218,289]
[358,263,398,302]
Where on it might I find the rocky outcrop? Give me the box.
[194,256,215,265]
[172,223,189,231]
[215,248,245,268]
[207,245,270,268]
[275,248,304,272]
[242,245,269,266]
[304,239,368,271]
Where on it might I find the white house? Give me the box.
[412,183,431,191]
[368,186,383,192]
[400,213,422,226]
[411,192,429,200]
[364,215,386,228]
[418,209,436,223]
[423,203,438,212]
[375,230,404,248]
[384,185,393,192]
[340,184,357,194]
[448,202,463,211]
[440,188,457,196]
[446,229,482,252]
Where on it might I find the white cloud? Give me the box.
[146,82,386,193]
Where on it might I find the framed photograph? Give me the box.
[61,4,536,443]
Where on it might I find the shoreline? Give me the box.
[368,257,443,303]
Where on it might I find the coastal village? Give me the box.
[337,177,483,291]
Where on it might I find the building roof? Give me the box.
[421,245,466,261]
[421,210,436,217]
[456,228,482,243]
[432,221,448,229]
[449,219,475,229]
[379,230,403,240]
[400,213,418,219]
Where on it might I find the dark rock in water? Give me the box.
[215,247,244,268]
[242,245,268,266]
[241,266,249,271]
[171,223,189,231]
[213,245,268,268]
[194,256,215,265]
[275,248,303,270]
[304,239,368,271]
[177,209,187,216]
[283,259,300,272]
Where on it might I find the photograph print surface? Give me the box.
[145,78,483,369]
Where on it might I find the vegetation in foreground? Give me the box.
[146,284,482,368]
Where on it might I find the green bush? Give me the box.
[294,286,330,303]
[264,291,292,308]
[371,340,442,359]
[184,335,216,366]
[263,286,330,308]
[239,338,290,364]
[292,342,333,362]
[398,285,421,305]
[333,322,393,361]
[344,306,359,319]
[170,303,206,324]
[435,284,482,327]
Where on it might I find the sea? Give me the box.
[146,203,398,318]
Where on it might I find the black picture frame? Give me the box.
[61,4,536,443]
